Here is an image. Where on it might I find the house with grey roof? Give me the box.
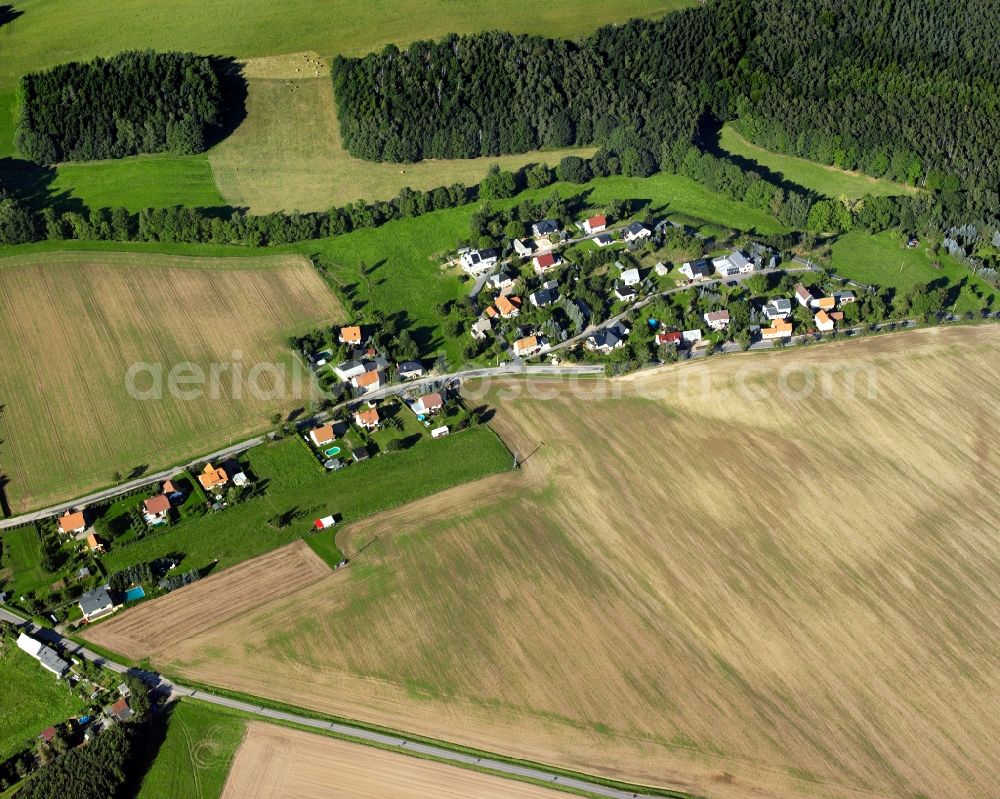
[763,298,793,320]
[79,585,116,623]
[585,321,631,353]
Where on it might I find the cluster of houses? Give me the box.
[329,326,425,395]
[795,283,856,332]
[679,248,775,282]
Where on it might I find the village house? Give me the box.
[834,290,856,304]
[487,270,516,291]
[812,295,837,311]
[531,219,560,238]
[623,221,651,243]
[613,282,637,303]
[351,369,382,393]
[679,259,712,280]
[512,238,536,257]
[704,309,731,331]
[513,335,545,358]
[107,698,134,724]
[309,424,336,447]
[354,407,380,430]
[57,510,86,535]
[338,325,362,346]
[593,232,614,247]
[617,263,641,286]
[814,310,835,331]
[760,318,793,341]
[198,463,229,492]
[712,251,751,277]
[412,392,444,415]
[654,262,669,276]
[471,316,492,340]
[86,533,105,553]
[496,295,522,318]
[528,280,559,307]
[397,361,424,380]
[794,283,818,307]
[655,330,682,347]
[586,321,630,353]
[142,493,171,525]
[459,247,500,275]
[533,251,561,275]
[581,214,607,235]
[332,360,367,382]
[79,585,116,622]
[682,329,703,344]
[16,633,69,678]
[763,298,793,320]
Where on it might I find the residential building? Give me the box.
[197,463,229,491]
[17,634,69,678]
[351,369,382,392]
[86,533,105,553]
[620,267,641,287]
[412,392,444,415]
[332,360,367,382]
[142,493,171,525]
[613,282,637,302]
[495,295,522,318]
[581,214,607,235]
[623,221,651,242]
[79,585,116,622]
[459,248,500,274]
[763,298,793,320]
[835,290,857,304]
[338,326,362,345]
[351,447,370,462]
[713,251,751,276]
[397,361,424,380]
[57,510,86,535]
[655,331,682,346]
[682,329,703,343]
[309,424,336,447]
[653,262,669,276]
[512,238,535,257]
[533,251,560,274]
[679,259,712,280]
[531,219,560,238]
[812,295,836,311]
[107,698,134,724]
[513,335,545,357]
[794,283,818,307]
[760,318,793,341]
[528,281,559,308]
[471,317,492,340]
[586,321,630,353]
[430,426,450,439]
[814,310,835,331]
[593,232,614,247]
[487,270,516,291]
[704,309,731,331]
[354,407,380,430]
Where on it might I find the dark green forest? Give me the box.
[333,0,1000,203]
[16,51,225,163]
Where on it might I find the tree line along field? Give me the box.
[0,251,343,512]
[93,326,1000,799]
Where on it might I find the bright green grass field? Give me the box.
[136,700,246,799]
[718,124,917,200]
[100,426,511,578]
[0,642,86,761]
[831,230,999,304]
[1,526,52,597]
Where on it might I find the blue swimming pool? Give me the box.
[124,586,145,602]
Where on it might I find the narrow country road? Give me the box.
[0,607,674,799]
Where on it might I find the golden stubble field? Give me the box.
[96,326,1000,799]
[0,251,342,512]
[222,722,571,799]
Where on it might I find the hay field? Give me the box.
[84,541,329,659]
[0,251,342,512]
[94,327,1000,799]
[208,53,595,212]
[222,722,570,799]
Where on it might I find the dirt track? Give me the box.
[222,723,570,799]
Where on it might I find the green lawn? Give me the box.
[718,124,917,200]
[100,425,511,578]
[831,230,999,306]
[0,641,86,761]
[137,700,246,799]
[0,526,52,597]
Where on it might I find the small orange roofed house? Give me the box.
[309,424,335,447]
[355,407,380,430]
[495,295,521,318]
[339,325,362,345]
[86,533,105,553]
[352,369,382,392]
[58,510,86,535]
[142,493,171,525]
[760,318,793,341]
[814,295,836,311]
[198,462,229,491]
[814,310,835,332]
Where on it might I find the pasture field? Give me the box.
[208,53,596,213]
[110,326,1000,799]
[221,722,571,799]
[717,125,918,200]
[0,525,50,597]
[137,700,246,799]
[0,251,343,512]
[0,639,86,761]
[831,229,999,303]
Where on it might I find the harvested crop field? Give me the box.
[222,722,569,799]
[84,541,330,660]
[0,251,342,512]
[100,327,1000,799]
